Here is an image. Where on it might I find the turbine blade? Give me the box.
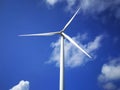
[62,32,92,58]
[18,31,59,36]
[61,7,81,32]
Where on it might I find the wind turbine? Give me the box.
[19,7,92,90]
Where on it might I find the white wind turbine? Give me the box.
[19,7,92,90]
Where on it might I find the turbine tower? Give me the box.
[19,7,92,90]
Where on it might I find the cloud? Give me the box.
[65,0,77,11]
[45,0,59,6]
[81,0,120,19]
[47,33,103,68]
[10,80,29,90]
[98,57,120,90]
[103,82,117,90]
[45,0,120,19]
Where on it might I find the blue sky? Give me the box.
[0,0,120,90]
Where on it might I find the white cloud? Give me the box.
[99,64,120,81]
[10,80,29,90]
[98,58,120,82]
[48,33,103,68]
[103,82,117,90]
[66,0,76,11]
[81,0,108,13]
[81,0,120,18]
[45,0,120,19]
[45,0,59,6]
[98,57,120,90]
